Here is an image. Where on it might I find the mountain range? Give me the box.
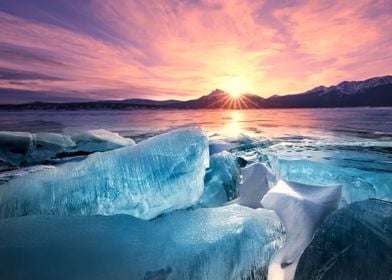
[1,75,391,110]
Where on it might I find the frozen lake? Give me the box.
[0,107,391,279]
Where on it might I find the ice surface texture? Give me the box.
[295,199,392,280]
[0,205,285,280]
[261,180,342,280]
[0,127,209,219]
[199,151,241,207]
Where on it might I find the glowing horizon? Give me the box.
[0,0,391,102]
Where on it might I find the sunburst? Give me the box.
[224,76,246,97]
[205,92,260,109]
[230,92,242,98]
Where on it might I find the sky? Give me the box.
[0,0,391,102]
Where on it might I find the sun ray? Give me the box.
[220,95,233,109]
[237,96,249,109]
[240,95,261,108]
[206,94,230,108]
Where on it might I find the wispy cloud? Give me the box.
[0,0,391,101]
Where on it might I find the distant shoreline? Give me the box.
[0,103,391,111]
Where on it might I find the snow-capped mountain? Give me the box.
[265,75,392,107]
[306,75,392,96]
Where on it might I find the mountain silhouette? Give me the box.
[0,75,391,109]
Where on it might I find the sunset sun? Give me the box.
[224,76,246,98]
[230,91,242,98]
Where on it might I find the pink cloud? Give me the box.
[272,0,392,90]
[0,0,391,101]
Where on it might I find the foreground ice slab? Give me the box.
[0,127,209,219]
[261,180,341,280]
[0,131,75,166]
[295,199,392,280]
[0,205,285,280]
[230,163,276,209]
[70,129,135,152]
[199,151,240,207]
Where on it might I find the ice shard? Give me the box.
[0,204,285,280]
[0,127,209,220]
[199,151,240,207]
[0,131,32,166]
[261,180,342,280]
[0,131,75,166]
[209,134,257,155]
[0,130,135,167]
[70,129,135,152]
[230,163,276,209]
[268,157,392,204]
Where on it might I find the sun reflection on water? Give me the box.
[221,110,243,137]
